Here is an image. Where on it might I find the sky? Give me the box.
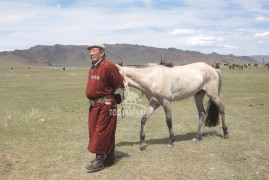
[0,0,269,56]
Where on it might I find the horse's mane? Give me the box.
[125,64,159,68]
[114,55,174,68]
[124,61,174,68]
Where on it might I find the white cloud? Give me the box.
[168,29,196,35]
[223,44,237,49]
[254,32,269,37]
[255,16,269,23]
[186,36,223,46]
[0,14,27,23]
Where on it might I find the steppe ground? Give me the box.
[0,65,268,179]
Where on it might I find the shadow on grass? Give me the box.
[116,131,224,148]
[111,150,130,166]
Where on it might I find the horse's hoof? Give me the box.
[192,137,202,142]
[192,135,202,142]
[224,132,229,139]
[140,143,148,150]
[166,143,174,148]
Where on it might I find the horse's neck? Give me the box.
[125,67,149,93]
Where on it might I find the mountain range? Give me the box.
[0,43,268,67]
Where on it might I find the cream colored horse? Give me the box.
[116,62,229,150]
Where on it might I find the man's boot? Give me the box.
[86,154,105,172]
[104,152,115,166]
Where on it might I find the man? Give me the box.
[85,43,124,172]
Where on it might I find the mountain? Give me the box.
[104,44,257,66]
[28,44,90,67]
[251,55,269,64]
[0,49,52,67]
[0,43,259,67]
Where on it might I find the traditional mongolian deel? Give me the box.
[86,59,124,154]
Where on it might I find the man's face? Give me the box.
[88,47,104,62]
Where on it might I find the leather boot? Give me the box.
[104,152,115,166]
[85,154,97,170]
[87,154,105,173]
[85,159,95,170]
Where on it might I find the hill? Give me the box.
[0,43,259,67]
[0,49,52,67]
[251,55,269,64]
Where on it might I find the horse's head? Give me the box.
[115,64,128,87]
[160,58,174,68]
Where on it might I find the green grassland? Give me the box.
[0,66,269,179]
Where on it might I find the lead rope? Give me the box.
[120,106,125,119]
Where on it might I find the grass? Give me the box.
[0,66,269,179]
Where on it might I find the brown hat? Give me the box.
[87,43,105,51]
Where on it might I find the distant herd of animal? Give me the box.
[212,62,269,70]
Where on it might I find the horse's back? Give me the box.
[172,62,216,77]
[180,62,215,70]
[169,62,219,99]
[181,62,218,78]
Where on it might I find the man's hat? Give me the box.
[87,43,105,51]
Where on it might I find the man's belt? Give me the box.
[89,95,114,106]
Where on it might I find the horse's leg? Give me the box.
[210,96,229,138]
[140,100,160,150]
[193,91,206,141]
[162,99,174,148]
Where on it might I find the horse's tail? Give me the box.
[204,69,222,127]
[215,69,222,95]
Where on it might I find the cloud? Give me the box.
[254,32,269,37]
[143,0,153,8]
[168,28,196,35]
[0,0,269,55]
[223,44,237,49]
[186,36,223,46]
[255,16,269,23]
[0,14,27,23]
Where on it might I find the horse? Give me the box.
[224,62,229,66]
[211,63,220,69]
[265,63,269,70]
[228,64,235,70]
[159,57,174,67]
[116,62,229,150]
[240,64,248,70]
